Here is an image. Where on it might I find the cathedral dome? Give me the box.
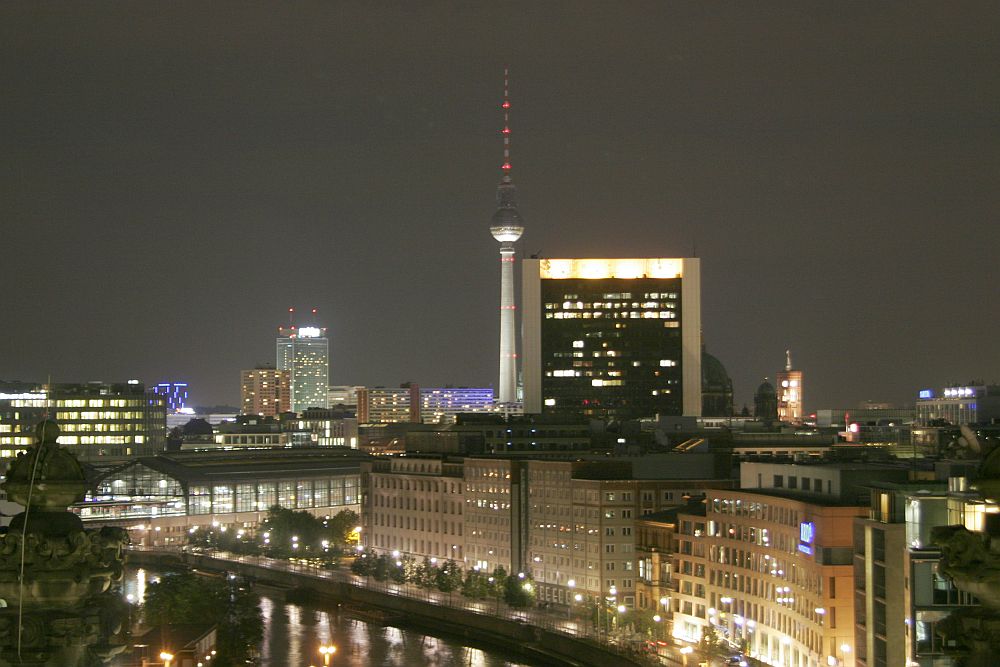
[702,350,732,391]
[756,379,777,397]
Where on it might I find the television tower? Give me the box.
[490,67,524,405]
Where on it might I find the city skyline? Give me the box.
[2,3,998,410]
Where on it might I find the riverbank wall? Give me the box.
[128,550,652,667]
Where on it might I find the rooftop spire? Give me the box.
[785,349,793,371]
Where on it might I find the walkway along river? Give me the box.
[121,566,529,667]
[126,548,659,667]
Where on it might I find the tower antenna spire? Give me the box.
[501,65,512,176]
[785,349,793,371]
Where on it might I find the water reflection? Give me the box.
[123,568,528,667]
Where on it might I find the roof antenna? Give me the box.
[288,307,294,327]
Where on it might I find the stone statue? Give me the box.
[0,420,129,666]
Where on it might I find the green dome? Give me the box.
[702,350,732,390]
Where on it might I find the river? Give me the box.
[122,567,532,667]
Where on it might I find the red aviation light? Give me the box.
[502,162,512,170]
[502,101,510,109]
[502,127,511,134]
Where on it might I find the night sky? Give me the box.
[2,2,998,410]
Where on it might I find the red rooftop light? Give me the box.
[502,101,510,109]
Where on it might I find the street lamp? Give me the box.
[159,651,174,667]
[318,644,337,666]
[567,579,576,619]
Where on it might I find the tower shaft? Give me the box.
[498,244,518,403]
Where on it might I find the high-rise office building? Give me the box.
[777,350,804,423]
[276,323,329,413]
[521,258,702,419]
[489,68,524,406]
[240,365,291,417]
[0,381,166,464]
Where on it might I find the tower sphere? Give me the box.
[491,215,524,243]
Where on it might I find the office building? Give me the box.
[329,385,364,408]
[522,257,702,420]
[777,350,804,424]
[152,382,189,412]
[240,365,291,417]
[853,480,971,667]
[404,413,591,455]
[489,67,525,407]
[276,323,329,413]
[296,408,358,448]
[671,462,912,667]
[356,385,495,425]
[0,381,166,465]
[357,385,420,424]
[361,454,732,604]
[915,384,1000,426]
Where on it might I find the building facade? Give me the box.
[76,448,363,547]
[522,258,702,420]
[915,384,1000,426]
[152,382,189,412]
[276,325,329,413]
[777,350,804,424]
[853,481,969,667]
[356,385,495,425]
[329,385,364,408]
[361,454,731,606]
[240,366,291,417]
[673,486,864,667]
[0,381,166,465]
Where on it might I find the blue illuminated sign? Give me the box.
[798,521,815,556]
[918,389,934,399]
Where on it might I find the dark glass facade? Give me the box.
[539,277,684,420]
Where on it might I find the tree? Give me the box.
[322,509,361,547]
[504,572,536,608]
[142,571,262,667]
[698,626,729,664]
[436,559,462,594]
[461,569,490,599]
[373,554,391,581]
[350,550,375,577]
[414,557,438,589]
[260,506,324,557]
